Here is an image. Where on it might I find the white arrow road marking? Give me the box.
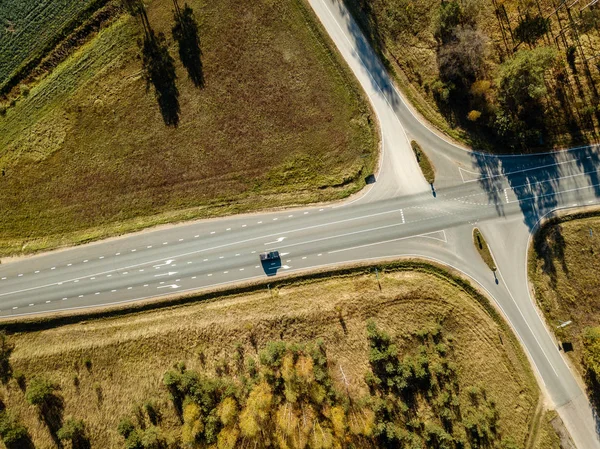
[282,265,291,269]
[154,272,178,278]
[157,284,180,289]
[264,237,286,245]
[153,259,175,268]
[280,252,290,256]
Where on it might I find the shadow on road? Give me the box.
[471,145,600,230]
[332,0,400,111]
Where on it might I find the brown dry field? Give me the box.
[0,266,557,448]
[530,212,600,376]
[0,0,376,257]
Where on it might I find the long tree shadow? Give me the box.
[333,0,399,110]
[172,1,204,88]
[142,30,180,126]
[471,142,600,231]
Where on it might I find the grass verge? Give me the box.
[529,209,600,376]
[410,139,435,184]
[0,261,546,447]
[0,0,377,258]
[473,228,497,271]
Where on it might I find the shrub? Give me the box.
[57,418,88,447]
[117,418,136,438]
[25,377,57,406]
[467,110,482,121]
[0,411,29,447]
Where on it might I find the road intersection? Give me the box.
[1,0,600,446]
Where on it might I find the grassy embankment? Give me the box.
[343,0,600,150]
[0,263,557,447]
[473,228,497,271]
[529,211,600,408]
[0,0,377,257]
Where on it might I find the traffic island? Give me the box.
[411,140,435,185]
[473,227,497,271]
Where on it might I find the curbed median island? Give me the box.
[473,227,497,271]
[0,262,559,448]
[411,140,435,185]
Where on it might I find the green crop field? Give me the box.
[0,0,104,89]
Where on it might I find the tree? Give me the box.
[433,1,463,44]
[438,27,488,86]
[239,381,273,438]
[496,46,557,118]
[515,14,550,46]
[0,411,31,449]
[181,402,203,446]
[25,377,58,407]
[57,418,90,449]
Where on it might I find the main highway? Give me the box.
[2,0,600,446]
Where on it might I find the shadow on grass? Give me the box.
[172,1,204,88]
[142,30,180,127]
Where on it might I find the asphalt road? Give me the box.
[1,0,600,446]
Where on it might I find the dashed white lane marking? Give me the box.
[187,261,192,264]
[240,268,245,271]
[208,274,213,276]
[319,208,324,211]
[84,260,89,262]
[191,276,197,279]
[127,287,132,290]
[95,292,100,295]
[116,253,121,255]
[302,257,307,260]
[12,307,17,310]
[288,215,293,218]
[304,212,308,214]
[400,209,405,224]
[224,271,229,274]
[163,242,168,245]
[51,267,56,270]
[203,259,208,262]
[67,264,72,267]
[18,274,23,277]
[91,277,96,280]
[273,218,278,221]
[179,238,184,241]
[144,284,148,287]
[62,298,67,300]
[219,256,224,259]
[122,272,128,275]
[1,278,5,280]
[35,270,40,273]
[111,290,116,293]
[99,256,105,259]
[255,265,260,268]
[211,231,216,234]
[107,274,112,277]
[226,228,231,231]
[235,254,240,256]
[139,269,144,272]
[258,221,263,224]
[242,225,247,227]
[74,280,79,283]
[131,249,136,252]
[79,295,83,298]
[146,246,152,249]
[29,304,34,307]
[318,253,322,256]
